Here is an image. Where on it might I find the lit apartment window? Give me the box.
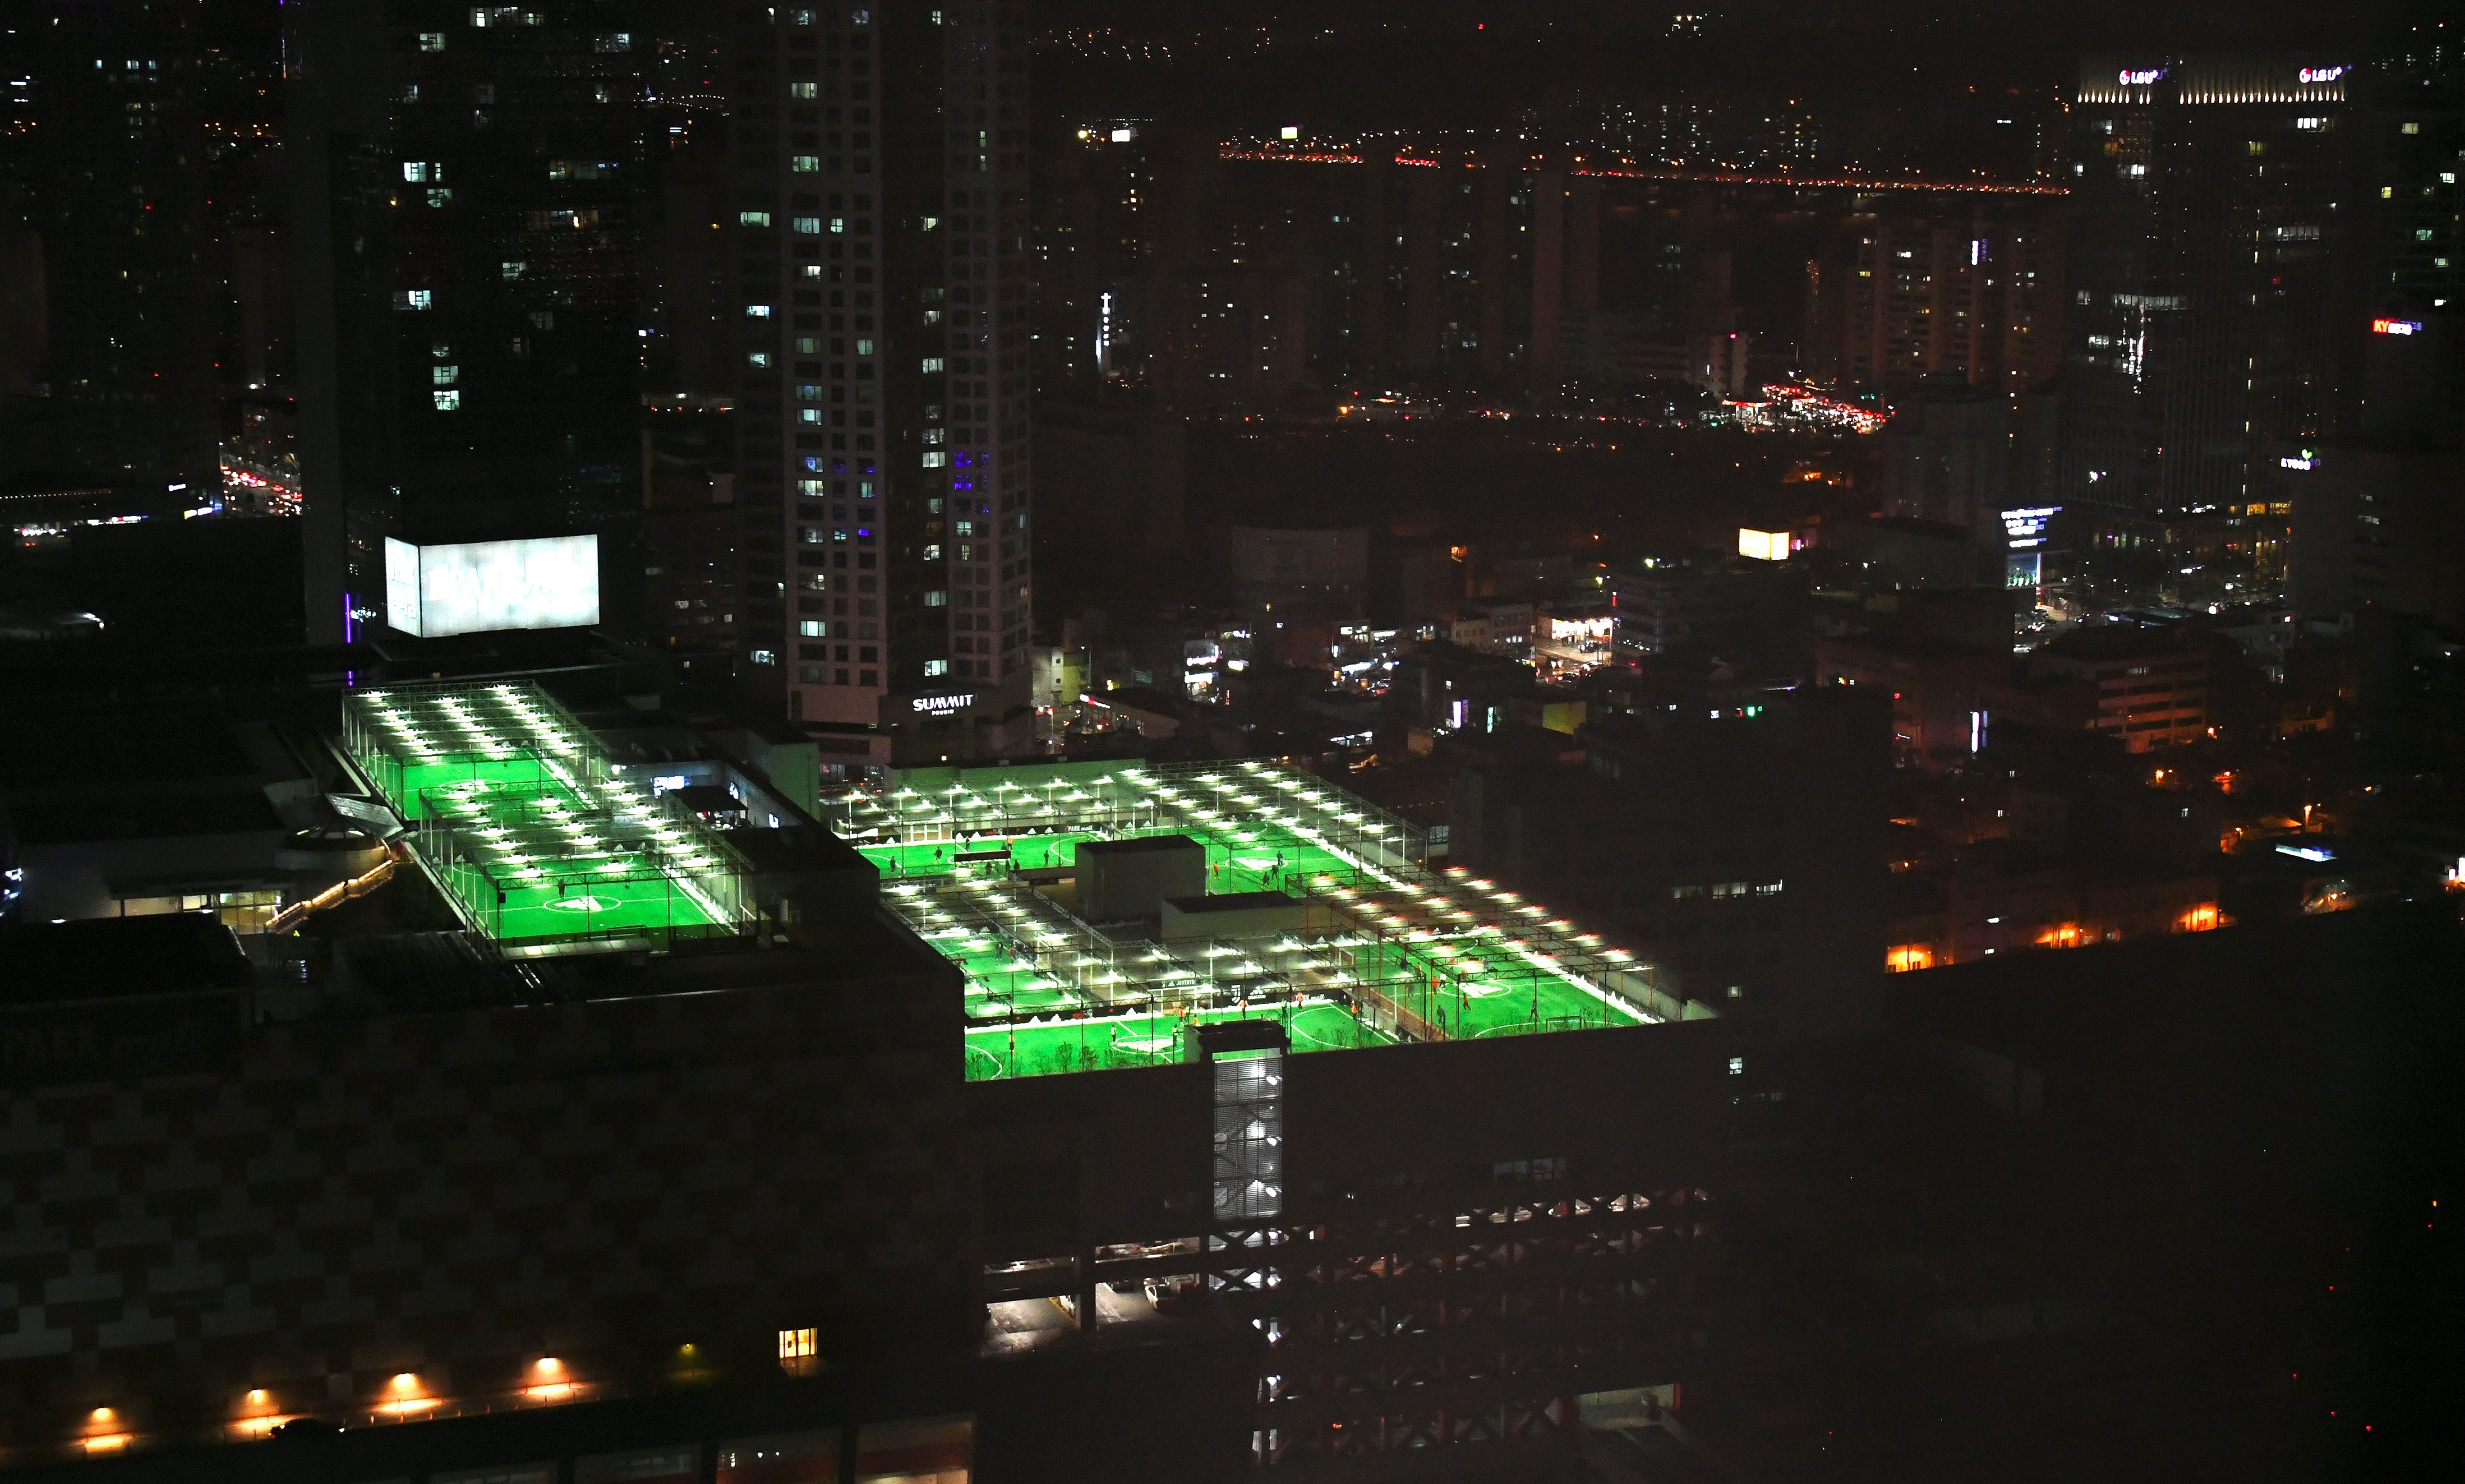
[740,210,772,227]
[793,215,821,234]
[790,154,821,172]
[433,390,461,411]
[790,82,817,100]
[419,32,446,50]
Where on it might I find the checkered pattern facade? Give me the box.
[0,955,974,1454]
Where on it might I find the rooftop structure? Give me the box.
[340,681,751,951]
[817,759,1698,1080]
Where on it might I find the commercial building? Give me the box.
[1,682,1736,1480]
[2026,623,2212,752]
[288,2,652,646]
[818,756,1729,1467]
[2285,443,2465,626]
[2060,56,2366,517]
[1228,523,1369,626]
[725,4,1036,768]
[1607,554,1804,671]
[1818,634,2006,772]
[1449,689,1892,1029]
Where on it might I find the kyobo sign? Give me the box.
[911,692,976,715]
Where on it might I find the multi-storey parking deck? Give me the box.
[342,681,751,951]
[821,759,1693,1079]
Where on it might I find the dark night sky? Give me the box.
[1032,1,2453,127]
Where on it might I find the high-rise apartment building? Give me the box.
[727,3,1034,768]
[4,6,222,508]
[1822,207,2065,395]
[2061,56,2366,517]
[288,2,649,645]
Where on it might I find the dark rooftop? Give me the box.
[0,913,254,1006]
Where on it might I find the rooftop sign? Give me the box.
[1736,528,1791,561]
[2001,507,2060,550]
[383,534,600,638]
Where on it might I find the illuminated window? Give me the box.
[925,659,949,676]
[794,336,821,353]
[745,304,773,317]
[790,154,821,172]
[855,338,875,356]
[427,188,453,207]
[790,82,818,99]
[432,365,458,385]
[396,289,434,311]
[740,210,772,227]
[403,162,440,182]
[799,620,826,637]
[418,32,446,51]
[921,452,946,468]
[433,390,461,411]
[748,351,772,367]
[792,215,821,234]
[778,1328,818,1374]
[921,356,944,373]
[501,260,525,279]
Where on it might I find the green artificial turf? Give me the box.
[963,999,1394,1080]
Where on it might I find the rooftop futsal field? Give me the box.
[819,759,1690,1081]
[343,681,750,951]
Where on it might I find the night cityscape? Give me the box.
[0,2,2458,1482]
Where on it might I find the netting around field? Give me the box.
[962,999,1394,1080]
[847,758,1678,1082]
[346,681,750,947]
[1344,939,1646,1040]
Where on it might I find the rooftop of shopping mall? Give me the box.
[815,758,1703,1081]
[311,684,1704,1071]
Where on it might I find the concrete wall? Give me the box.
[1077,835,1205,921]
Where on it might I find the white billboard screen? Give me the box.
[1737,528,1790,561]
[384,534,600,638]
